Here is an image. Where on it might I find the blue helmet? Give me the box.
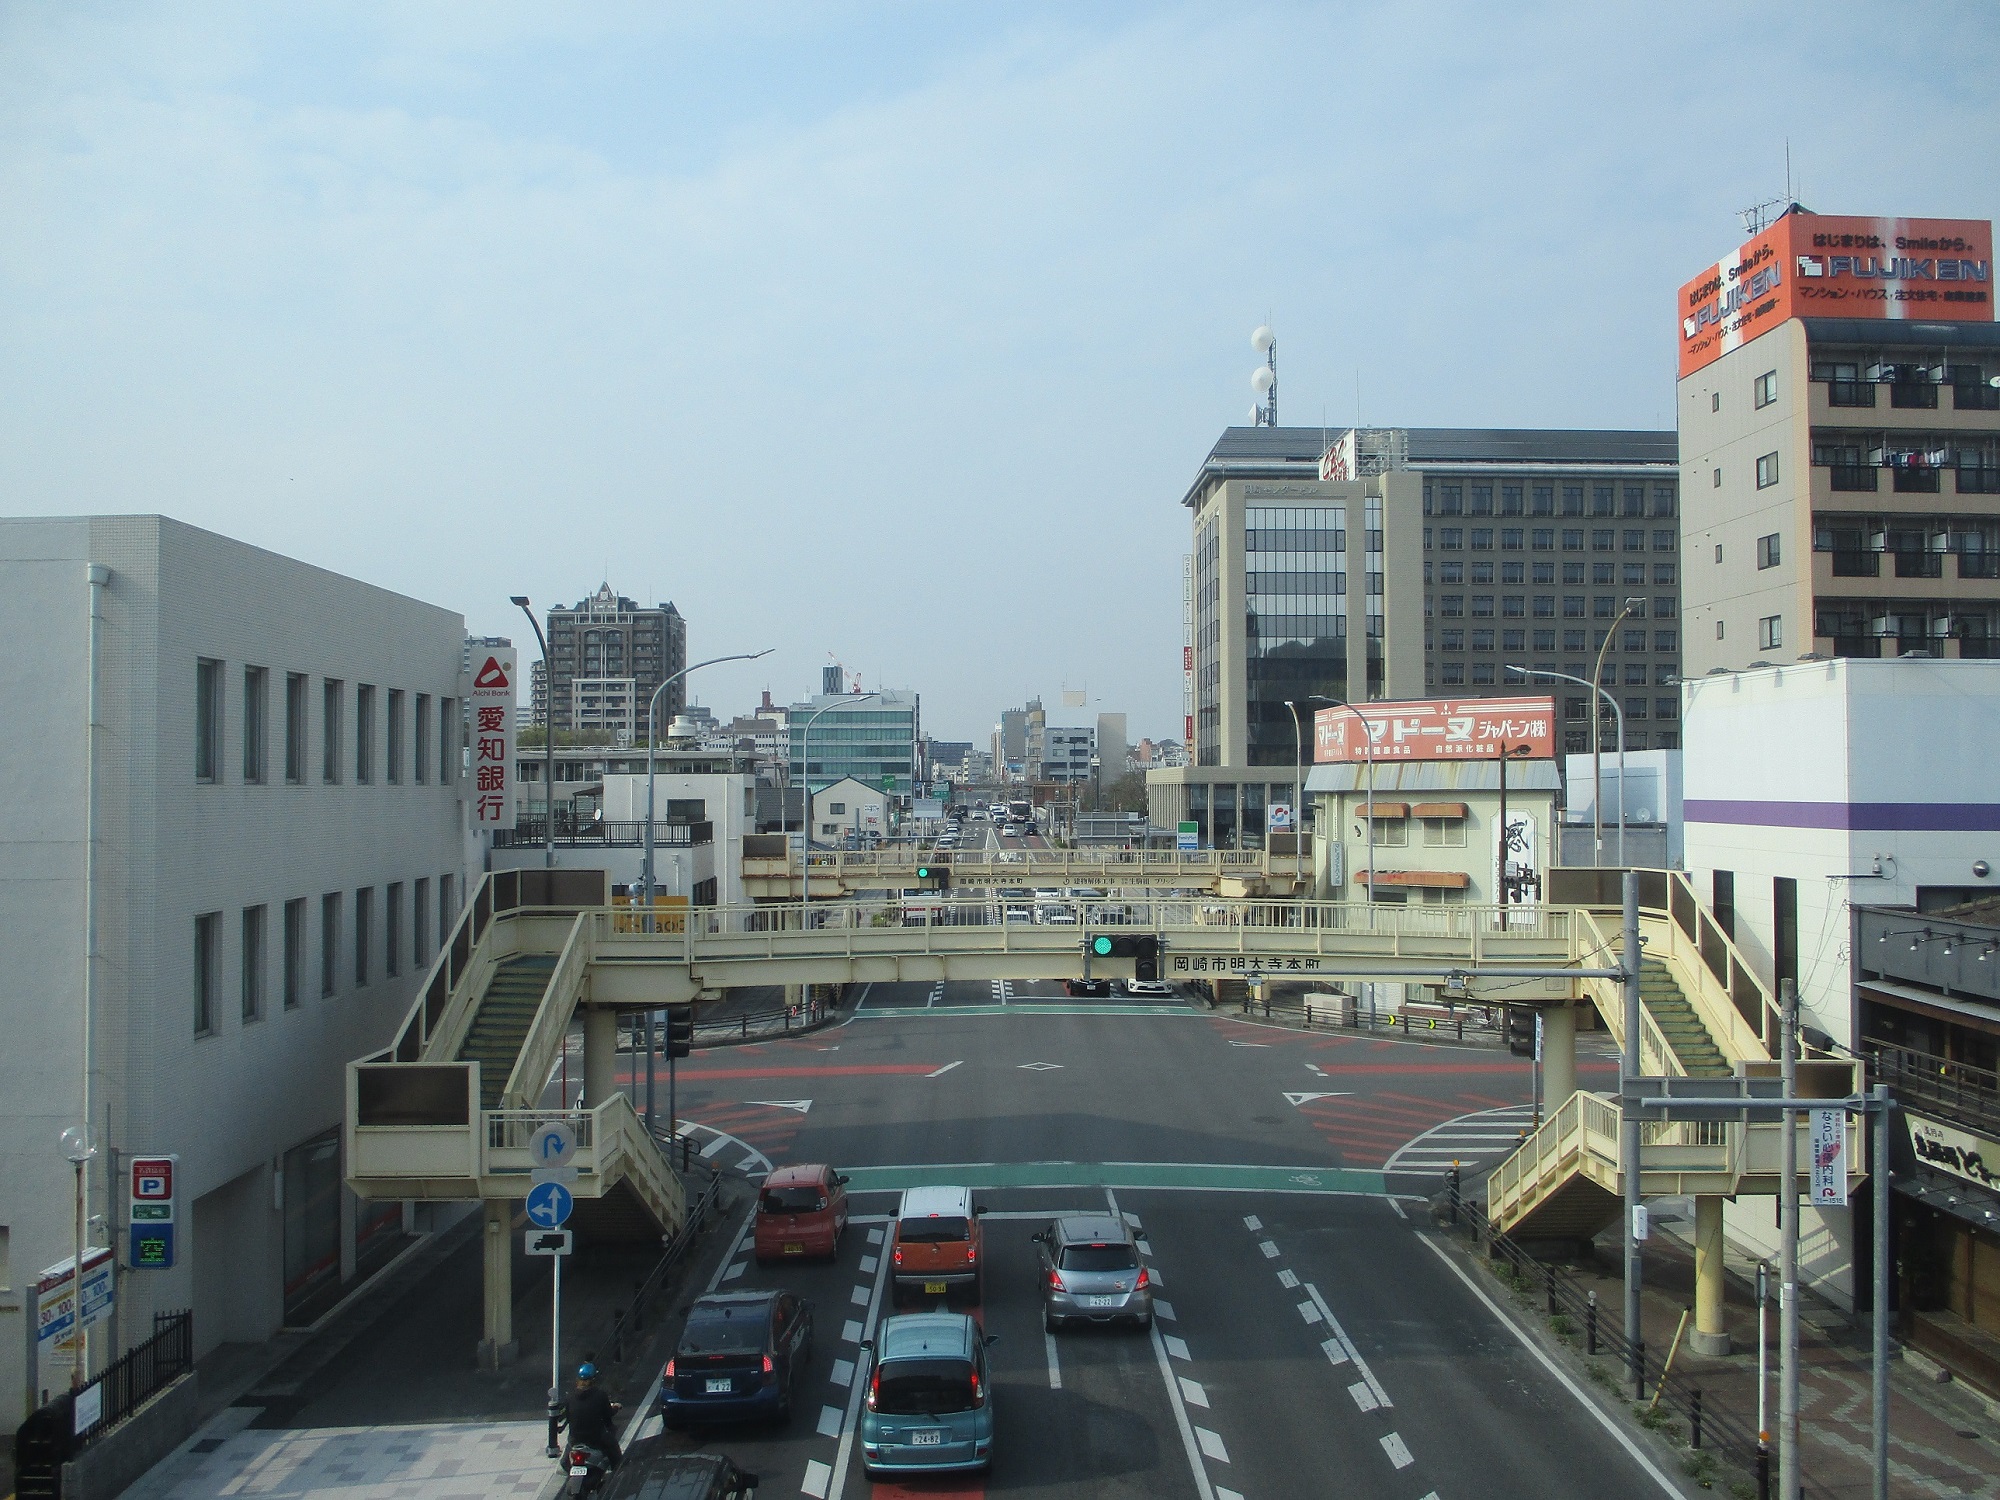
[577,1362,597,1381]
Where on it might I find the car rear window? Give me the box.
[680,1308,768,1354]
[761,1186,823,1214]
[1061,1243,1138,1272]
[874,1358,980,1414]
[898,1215,969,1243]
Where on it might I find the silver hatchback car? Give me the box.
[1033,1215,1151,1332]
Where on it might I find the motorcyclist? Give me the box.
[553,1362,622,1468]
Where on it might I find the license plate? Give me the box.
[910,1430,943,1446]
[924,1281,947,1295]
[1085,1295,1121,1308]
[706,1377,732,1393]
[783,1243,804,1255]
[570,1466,591,1476]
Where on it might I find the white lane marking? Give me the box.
[1045,1331,1063,1390]
[1307,1062,1326,1075]
[860,1256,878,1273]
[849,1284,870,1305]
[1297,1299,1323,1325]
[720,1261,746,1281]
[840,1320,863,1343]
[926,983,943,1010]
[1414,1233,1684,1498]
[621,1198,757,1449]
[700,1134,731,1158]
[825,1215,897,1500]
[1018,1061,1062,1070]
[1383,1103,1536,1174]
[802,1459,832,1498]
[1258,1240,1279,1259]
[747,1098,812,1113]
[1154,1298,1177,1321]
[1196,1427,1231,1463]
[926,1060,963,1078]
[816,1405,843,1437]
[1381,1432,1413,1469]
[1136,1239,1153,1256]
[1165,1334,1191,1361]
[1242,1214,1262,1231]
[1306,1282,1391,1408]
[1122,1210,1143,1228]
[1217,1491,1245,1500]
[1349,1380,1380,1413]
[1278,1269,1299,1290]
[866,1227,884,1245]
[1178,1376,1210,1408]
[1283,1090,1352,1105]
[1227,1040,1270,1048]
[830,1358,854,1387]
[1147,1266,1165,1288]
[1320,1337,1347,1367]
[1388,1198,1409,1220]
[1110,1186,1214,1500]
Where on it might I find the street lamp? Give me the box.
[60,1124,96,1388]
[509,596,555,870]
[1289,695,1379,911]
[1507,661,1628,867]
[639,651,774,916]
[796,692,882,924]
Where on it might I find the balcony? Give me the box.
[1890,381,1940,410]
[1892,551,1943,579]
[1959,553,2000,581]
[1827,464,1879,492]
[1828,550,1880,577]
[1954,383,2000,412]
[1867,1040,2000,1141]
[1826,380,1877,408]
[1892,469,1942,494]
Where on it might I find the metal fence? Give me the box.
[72,1309,193,1448]
[595,1154,728,1367]
[494,819,713,849]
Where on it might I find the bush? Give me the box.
[1681,1450,1718,1488]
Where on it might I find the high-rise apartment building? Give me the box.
[1675,209,1997,670]
[535,584,687,738]
[1178,425,1679,765]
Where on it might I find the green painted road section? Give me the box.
[855,1003,1194,1019]
[839,1159,1397,1197]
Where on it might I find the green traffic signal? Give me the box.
[1091,935,1114,956]
[917,866,932,880]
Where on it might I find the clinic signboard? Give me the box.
[1678,212,1992,378]
[1314,697,1555,763]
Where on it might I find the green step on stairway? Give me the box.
[1636,956,1730,1078]
[458,955,560,1110]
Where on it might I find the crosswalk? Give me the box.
[1381,1104,1538,1179]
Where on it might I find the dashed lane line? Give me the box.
[823,1219,897,1500]
[802,1459,831,1498]
[829,1359,854,1388]
[1305,1282,1391,1408]
[1179,1377,1210,1408]
[1045,1331,1063,1391]
[1196,1428,1231,1463]
[816,1406,843,1438]
[1113,1186,1215,1500]
[1381,1432,1414,1469]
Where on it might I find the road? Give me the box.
[632,973,1660,1500]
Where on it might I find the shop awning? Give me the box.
[1411,802,1469,819]
[1355,802,1409,820]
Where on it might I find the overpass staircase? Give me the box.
[1484,869,1861,1242]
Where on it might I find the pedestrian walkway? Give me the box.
[1384,1103,1538,1177]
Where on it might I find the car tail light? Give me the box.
[893,1245,904,1266]
[867,1368,880,1411]
[966,1243,977,1263]
[761,1354,774,1375]
[1136,1267,1150,1290]
[969,1368,983,1406]
[663,1358,676,1379]
[1046,1268,1064,1291]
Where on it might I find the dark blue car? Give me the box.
[659,1290,814,1428]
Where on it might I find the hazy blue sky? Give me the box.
[5,3,1996,742]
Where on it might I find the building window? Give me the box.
[1654,563,1677,586]
[1652,597,1677,620]
[1439,594,1463,617]
[1754,370,1778,408]
[1562,529,1584,552]
[1440,663,1465,685]
[1470,528,1494,551]
[1561,485,1584,516]
[1533,629,1556,651]
[387,690,405,784]
[1470,484,1493,515]
[1439,528,1463,550]
[414,695,430,784]
[1373,817,1408,848]
[321,892,341,998]
[1756,452,1780,489]
[285,673,307,784]
[1533,561,1555,584]
[195,658,222,783]
[1716,620,1725,640]
[1711,390,1720,412]
[1653,488,1676,517]
[1589,485,1612,517]
[283,897,306,1009]
[830,801,846,815]
[413,878,430,967]
[1626,696,1649,721]
[243,666,268,783]
[1563,629,1587,652]
[1438,562,1463,583]
[1440,629,1464,651]
[1437,485,1462,515]
[1471,629,1494,651]
[1592,597,1614,619]
[1502,596,1525,618]
[1531,528,1554,551]
[1533,596,1555,618]
[1756,533,1780,570]
[441,698,458,783]
[1759,615,1782,650]
[1502,628,1525,650]
[1502,561,1525,584]
[1652,529,1676,552]
[354,886,372,987]
[1502,484,1524,515]
[1471,595,1494,617]
[1713,468,1722,488]
[385,882,402,978]
[1656,697,1679,721]
[1471,662,1496,684]
[241,905,266,1022]
[1532,485,1554,515]
[323,680,344,783]
[1592,529,1615,552]
[355,685,375,784]
[1422,817,1467,848]
[1500,528,1523,551]
[194,912,220,1035]
[1624,486,1646,518]
[1623,628,1646,652]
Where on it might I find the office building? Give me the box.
[0,516,469,1417]
[787,689,921,797]
[1177,425,1679,766]
[1042,726,1095,785]
[534,584,687,738]
[1675,209,1997,670]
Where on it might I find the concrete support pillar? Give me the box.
[1690,1194,1732,1356]
[582,1007,618,1108]
[1541,1003,1578,1115]
[478,1201,516,1369]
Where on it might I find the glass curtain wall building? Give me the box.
[1245,504,1349,765]
[786,690,921,796]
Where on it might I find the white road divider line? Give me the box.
[1110,1186,1214,1500]
[1136,1239,1153,1256]
[1217,1491,1244,1500]
[1278,1269,1299,1290]
[1414,1232,1683,1499]
[1178,1376,1210,1408]
[1196,1427,1231,1463]
[700,1135,731,1158]
[1297,1300,1324,1326]
[849,1284,869,1305]
[720,1262,746,1282]
[1242,1214,1262,1230]
[816,1406,843,1438]
[1381,1432,1413,1469]
[1122,1211,1143,1227]
[825,1220,897,1500]
[1349,1380,1379,1413]
[840,1320,863,1343]
[926,1060,962,1078]
[1147,1265,1164,1288]
[1153,1299,1176,1321]
[1045,1331,1062,1390]
[1305,1282,1391,1408]
[1258,1240,1279,1259]
[1165,1335,1191,1361]
[802,1459,832,1498]
[1388,1198,1409,1220]
[860,1256,878,1273]
[830,1359,854,1388]
[1320,1337,1347,1367]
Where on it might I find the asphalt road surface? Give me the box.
[630,977,1665,1500]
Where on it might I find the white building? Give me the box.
[0,517,469,1417]
[1680,655,2000,1304]
[570,676,639,745]
[598,771,757,906]
[809,778,888,846]
[1043,726,1096,786]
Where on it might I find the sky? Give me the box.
[4,3,1997,744]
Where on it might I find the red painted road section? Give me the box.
[678,1064,943,1079]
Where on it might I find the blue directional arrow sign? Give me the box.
[525,1180,574,1230]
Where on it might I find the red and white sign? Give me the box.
[1314,696,1556,762]
[470,647,519,829]
[130,1158,173,1200]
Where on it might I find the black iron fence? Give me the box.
[596,1157,728,1367]
[1865,1037,2000,1140]
[14,1311,194,1496]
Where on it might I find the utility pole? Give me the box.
[1621,871,1645,1394]
[1778,979,1800,1500]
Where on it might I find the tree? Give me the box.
[1103,771,1150,815]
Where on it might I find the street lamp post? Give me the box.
[639,651,774,915]
[509,597,555,870]
[1587,598,1644,865]
[1505,664,1627,867]
[796,693,882,926]
[60,1125,96,1388]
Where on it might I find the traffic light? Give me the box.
[916,865,951,891]
[667,1010,694,1060]
[1086,934,1160,980]
[1505,1006,1535,1057]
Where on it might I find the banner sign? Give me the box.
[37,1248,114,1353]
[470,648,518,829]
[1908,1114,1998,1191]
[1809,1108,1850,1207]
[1314,696,1556,763]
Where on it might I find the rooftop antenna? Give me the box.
[1738,140,1796,237]
[1251,321,1277,427]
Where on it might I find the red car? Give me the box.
[754,1164,851,1264]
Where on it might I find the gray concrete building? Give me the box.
[531,583,687,737]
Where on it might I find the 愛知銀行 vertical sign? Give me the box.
[470,649,518,830]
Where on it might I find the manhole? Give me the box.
[189,1438,226,1454]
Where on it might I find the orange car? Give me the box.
[890,1186,987,1305]
[754,1164,851,1264]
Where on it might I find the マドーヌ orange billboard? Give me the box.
[1313,696,1556,763]
[1678,212,1992,378]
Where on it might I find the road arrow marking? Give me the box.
[1017,1062,1063,1071]
[1283,1091,1353,1106]
[747,1099,813,1113]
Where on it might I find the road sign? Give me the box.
[525,1180,574,1229]
[528,1121,577,1169]
[126,1154,178,1269]
[525,1230,573,1257]
[1810,1108,1849,1206]
[1177,821,1199,852]
[37,1249,114,1353]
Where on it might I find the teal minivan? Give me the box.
[858,1313,997,1478]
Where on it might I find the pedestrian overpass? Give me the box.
[344,865,1858,1366]
[741,838,1313,898]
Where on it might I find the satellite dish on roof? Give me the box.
[1252,366,1275,394]
[1252,325,1275,353]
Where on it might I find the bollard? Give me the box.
[1690,1387,1702,1450]
[1401,1008,1409,1035]
[1447,1165,1461,1226]
[740,1016,749,1039]
[1457,1014,1464,1042]
[1756,1444,1770,1500]
[1633,1337,1647,1401]
[1585,1290,1598,1355]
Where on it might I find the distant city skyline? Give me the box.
[3,3,1995,740]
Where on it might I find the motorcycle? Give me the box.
[561,1440,610,1497]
